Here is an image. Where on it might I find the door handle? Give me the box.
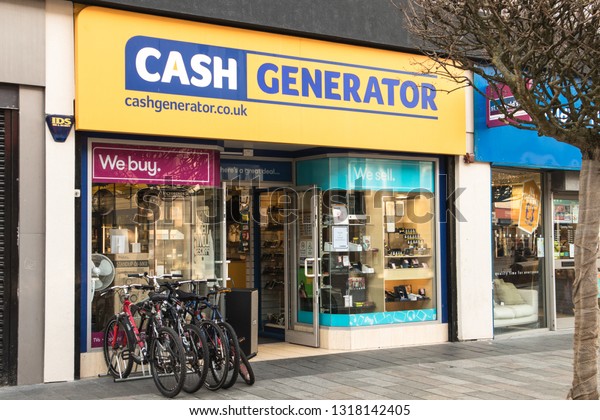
[304,257,315,278]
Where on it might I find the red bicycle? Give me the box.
[102,278,187,398]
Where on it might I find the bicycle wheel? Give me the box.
[103,315,135,379]
[220,321,241,389]
[238,349,255,386]
[199,319,230,391]
[182,324,209,393]
[149,326,187,398]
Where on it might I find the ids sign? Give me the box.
[46,114,74,142]
[76,7,466,154]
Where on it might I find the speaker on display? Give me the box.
[225,288,258,357]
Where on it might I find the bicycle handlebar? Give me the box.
[173,279,204,285]
[100,283,154,296]
[127,272,183,279]
[159,278,230,295]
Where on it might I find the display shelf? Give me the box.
[382,194,436,313]
[384,254,432,258]
[385,299,432,311]
[324,242,364,252]
[260,192,286,334]
[321,191,379,313]
[322,302,377,314]
[384,267,433,280]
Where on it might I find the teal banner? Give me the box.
[297,157,434,192]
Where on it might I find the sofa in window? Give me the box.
[493,278,539,328]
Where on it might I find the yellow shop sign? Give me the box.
[76,7,466,154]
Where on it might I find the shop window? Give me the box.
[318,189,436,322]
[89,183,223,347]
[491,170,545,332]
[381,191,436,315]
[294,157,440,326]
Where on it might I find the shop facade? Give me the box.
[6,1,503,386]
[9,0,585,387]
[74,5,467,377]
[473,74,583,335]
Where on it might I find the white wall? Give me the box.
[455,83,494,341]
[44,0,75,383]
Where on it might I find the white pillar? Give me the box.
[44,0,75,382]
[455,81,494,340]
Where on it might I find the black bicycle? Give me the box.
[143,275,210,394]
[177,280,255,388]
[163,279,232,391]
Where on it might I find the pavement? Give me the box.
[0,330,579,400]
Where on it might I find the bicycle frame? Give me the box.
[115,296,147,358]
[106,284,163,380]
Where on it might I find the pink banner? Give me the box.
[486,84,532,128]
[92,143,219,186]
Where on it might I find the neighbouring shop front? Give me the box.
[75,6,466,377]
[473,74,583,335]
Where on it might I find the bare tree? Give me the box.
[398,0,600,399]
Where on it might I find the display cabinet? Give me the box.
[318,189,438,315]
[294,156,440,327]
[382,193,435,312]
[260,192,286,331]
[321,190,379,314]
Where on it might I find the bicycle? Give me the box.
[154,279,210,393]
[156,278,255,389]
[162,279,231,391]
[178,280,255,388]
[201,283,242,389]
[102,274,187,398]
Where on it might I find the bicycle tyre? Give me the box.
[149,326,187,398]
[182,323,209,393]
[220,321,241,389]
[103,315,135,379]
[238,349,255,386]
[199,319,230,391]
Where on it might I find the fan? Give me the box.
[90,253,115,294]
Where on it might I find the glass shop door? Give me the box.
[286,186,321,347]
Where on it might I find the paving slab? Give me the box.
[0,330,588,401]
